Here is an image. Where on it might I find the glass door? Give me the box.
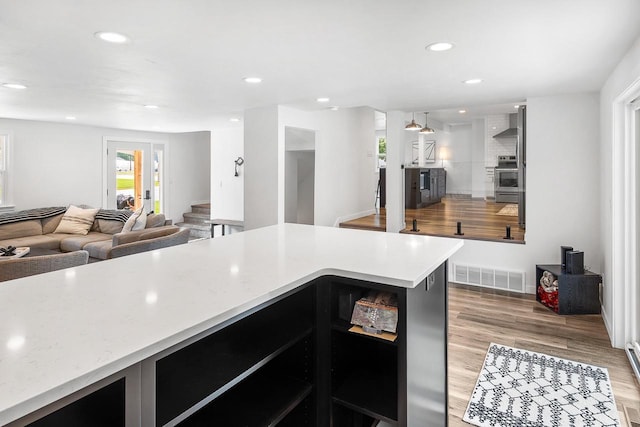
[153,148,164,214]
[105,140,160,213]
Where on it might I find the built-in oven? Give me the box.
[495,155,519,203]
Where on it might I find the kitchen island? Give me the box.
[0,224,463,426]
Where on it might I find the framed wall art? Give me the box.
[424,140,436,163]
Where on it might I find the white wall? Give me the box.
[442,124,472,195]
[244,106,279,230]
[297,153,315,224]
[386,111,406,233]
[279,106,377,227]
[600,35,640,347]
[284,151,315,225]
[169,130,211,219]
[244,105,377,230]
[211,127,244,222]
[450,93,601,294]
[471,118,487,198]
[403,116,445,167]
[0,118,210,222]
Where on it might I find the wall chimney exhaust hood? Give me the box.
[493,113,518,139]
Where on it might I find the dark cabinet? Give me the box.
[26,379,125,427]
[317,263,448,426]
[379,167,446,209]
[536,264,601,315]
[160,285,316,426]
[405,167,446,209]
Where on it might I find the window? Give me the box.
[377,136,386,168]
[0,134,7,206]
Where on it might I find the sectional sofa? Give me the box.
[0,206,190,262]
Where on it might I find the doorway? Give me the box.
[103,138,165,214]
[284,127,315,225]
[613,82,640,357]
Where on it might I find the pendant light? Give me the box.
[420,112,435,134]
[405,112,422,131]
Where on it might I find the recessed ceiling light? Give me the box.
[243,77,262,84]
[2,83,27,89]
[316,97,330,103]
[7,335,25,351]
[426,42,454,52]
[458,109,467,114]
[65,116,76,120]
[230,118,241,122]
[94,31,130,44]
[329,106,339,111]
[514,105,520,108]
[144,104,159,109]
[463,79,483,85]
[491,126,497,130]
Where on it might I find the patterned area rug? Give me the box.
[496,204,518,216]
[464,343,620,427]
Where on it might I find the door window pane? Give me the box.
[116,149,144,210]
[154,150,163,214]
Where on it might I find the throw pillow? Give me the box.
[122,207,147,232]
[54,205,100,235]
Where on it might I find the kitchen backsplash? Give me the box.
[485,114,517,166]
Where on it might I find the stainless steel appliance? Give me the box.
[517,106,526,229]
[495,155,519,203]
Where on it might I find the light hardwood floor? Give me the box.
[448,284,640,426]
[340,197,525,243]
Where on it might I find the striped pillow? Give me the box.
[95,209,133,223]
[54,205,100,235]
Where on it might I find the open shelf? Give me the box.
[332,403,382,427]
[328,278,400,425]
[333,368,397,424]
[156,285,314,426]
[27,378,125,427]
[178,373,312,426]
[331,322,398,424]
[331,319,398,346]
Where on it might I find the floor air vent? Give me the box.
[452,263,525,293]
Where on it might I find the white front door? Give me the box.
[104,139,164,213]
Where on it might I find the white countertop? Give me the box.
[0,224,462,424]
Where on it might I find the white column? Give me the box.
[244,105,280,230]
[386,111,406,233]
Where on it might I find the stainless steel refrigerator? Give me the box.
[517,106,526,229]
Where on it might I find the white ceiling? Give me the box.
[0,0,639,132]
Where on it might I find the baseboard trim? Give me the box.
[601,305,616,347]
[333,209,376,228]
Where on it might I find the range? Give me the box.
[495,155,519,203]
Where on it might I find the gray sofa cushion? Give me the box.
[97,219,125,234]
[145,213,166,228]
[111,228,190,258]
[0,220,43,240]
[112,225,178,246]
[82,240,113,260]
[0,235,61,250]
[59,232,112,252]
[139,227,179,241]
[41,214,64,234]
